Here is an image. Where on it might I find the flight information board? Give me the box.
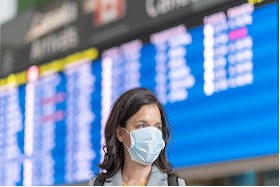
[0,1,278,185]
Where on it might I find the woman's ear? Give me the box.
[116,125,124,142]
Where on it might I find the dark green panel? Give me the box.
[17,0,50,13]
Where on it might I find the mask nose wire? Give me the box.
[122,127,130,150]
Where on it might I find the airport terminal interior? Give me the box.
[0,0,279,186]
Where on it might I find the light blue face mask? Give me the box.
[123,126,165,166]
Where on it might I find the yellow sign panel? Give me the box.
[0,48,99,88]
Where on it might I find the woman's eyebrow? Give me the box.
[134,120,162,125]
[134,120,148,124]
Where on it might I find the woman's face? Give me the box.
[118,104,162,148]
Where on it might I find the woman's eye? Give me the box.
[157,125,162,130]
[138,125,145,128]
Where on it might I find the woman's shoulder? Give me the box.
[153,165,186,186]
[89,175,186,186]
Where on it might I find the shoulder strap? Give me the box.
[167,173,179,186]
[93,176,105,186]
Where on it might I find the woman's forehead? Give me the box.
[127,104,161,123]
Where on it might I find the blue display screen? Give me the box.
[0,2,278,185]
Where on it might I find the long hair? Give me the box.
[95,87,177,179]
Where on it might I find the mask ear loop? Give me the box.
[123,127,129,134]
[122,128,130,150]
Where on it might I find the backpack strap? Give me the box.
[93,176,105,186]
[168,173,179,186]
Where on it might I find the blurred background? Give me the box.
[0,0,279,186]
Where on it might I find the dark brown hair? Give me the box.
[95,87,177,179]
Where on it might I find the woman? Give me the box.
[89,88,186,186]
